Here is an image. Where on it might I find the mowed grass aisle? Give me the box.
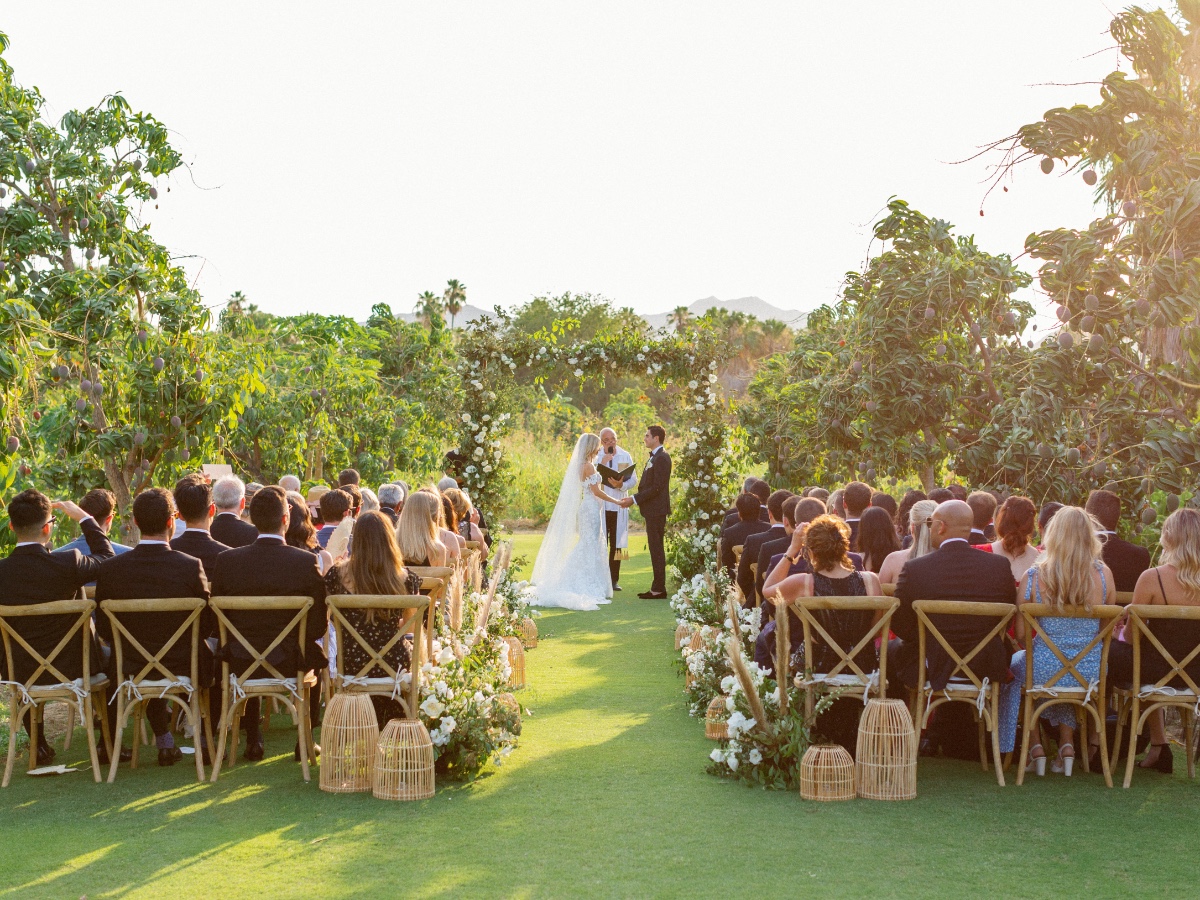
[2,533,1200,897]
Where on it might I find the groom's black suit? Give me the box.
[633,446,672,595]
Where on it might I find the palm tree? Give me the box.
[670,305,692,332]
[443,279,467,329]
[415,290,443,328]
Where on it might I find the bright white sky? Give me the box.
[5,2,1137,321]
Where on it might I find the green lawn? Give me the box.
[2,532,1199,898]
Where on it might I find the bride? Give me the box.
[530,432,614,611]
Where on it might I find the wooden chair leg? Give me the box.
[28,706,40,772]
[1186,708,1196,780]
[1079,712,1090,774]
[210,687,232,783]
[976,711,988,773]
[97,694,113,760]
[62,702,75,750]
[3,700,21,787]
[296,695,311,783]
[1123,699,1141,789]
[228,702,243,766]
[1094,707,1114,788]
[190,696,206,783]
[990,691,1005,787]
[107,696,129,783]
[1016,700,1033,786]
[83,697,102,784]
[131,704,143,770]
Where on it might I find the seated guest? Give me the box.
[242,483,264,522]
[1037,502,1063,550]
[377,483,404,525]
[286,496,334,575]
[857,506,900,574]
[828,489,846,520]
[323,511,423,722]
[759,515,883,677]
[341,483,363,519]
[737,489,791,606]
[755,495,803,606]
[870,490,898,525]
[446,488,488,560]
[396,490,450,567]
[440,493,467,554]
[966,490,997,545]
[58,488,132,559]
[278,475,302,493]
[306,485,329,524]
[360,487,380,514]
[210,476,258,548]
[720,493,770,577]
[1086,489,1150,593]
[842,481,872,551]
[977,495,1040,581]
[0,489,118,764]
[890,500,1016,692]
[996,506,1115,775]
[437,476,459,494]
[1109,508,1200,774]
[171,474,232,575]
[722,478,770,529]
[896,489,928,549]
[804,487,830,503]
[721,477,762,523]
[209,486,327,761]
[338,468,361,487]
[316,488,353,549]
[762,497,865,593]
[95,487,210,767]
[947,484,968,502]
[878,500,937,585]
[927,487,954,504]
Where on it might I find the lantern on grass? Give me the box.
[799,744,856,801]
[705,696,728,740]
[504,636,527,689]
[373,719,435,801]
[520,617,538,649]
[320,693,379,793]
[855,699,916,800]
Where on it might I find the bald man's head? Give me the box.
[931,499,975,547]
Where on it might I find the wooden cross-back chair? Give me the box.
[408,566,452,655]
[207,596,317,782]
[749,562,759,607]
[99,597,209,783]
[913,599,1016,786]
[0,599,111,786]
[1016,604,1123,787]
[776,595,899,719]
[1112,604,1200,788]
[327,595,428,718]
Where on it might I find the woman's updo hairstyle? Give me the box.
[803,514,854,572]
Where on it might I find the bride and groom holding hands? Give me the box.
[531,425,672,610]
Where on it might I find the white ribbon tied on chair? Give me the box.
[0,680,34,709]
[976,677,991,716]
[229,673,302,703]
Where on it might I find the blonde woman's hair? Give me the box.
[908,500,938,562]
[1161,508,1200,600]
[396,490,441,565]
[445,487,471,524]
[578,432,601,462]
[1031,506,1102,610]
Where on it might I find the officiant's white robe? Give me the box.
[599,445,637,552]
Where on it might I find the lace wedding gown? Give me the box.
[531,472,614,611]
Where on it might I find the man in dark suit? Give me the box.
[210,475,258,548]
[338,468,360,487]
[0,489,116,764]
[841,481,872,552]
[210,486,327,760]
[170,474,232,576]
[620,425,672,599]
[719,493,770,579]
[755,496,822,606]
[737,489,792,606]
[722,478,770,530]
[1086,489,1151,593]
[891,500,1016,693]
[95,487,210,766]
[315,488,352,549]
[966,491,997,545]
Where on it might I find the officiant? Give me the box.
[598,427,637,591]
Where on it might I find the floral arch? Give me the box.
[453,313,737,579]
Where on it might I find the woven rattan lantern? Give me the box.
[800,744,856,801]
[855,698,917,801]
[675,622,693,649]
[520,617,538,649]
[373,719,435,801]
[320,693,380,793]
[688,630,704,652]
[504,636,527,689]
[705,696,728,740]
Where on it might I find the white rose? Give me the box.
[436,647,455,665]
[440,715,457,734]
[574,368,583,377]
[688,441,698,450]
[420,696,445,718]
[749,748,763,765]
[473,691,486,704]
[710,748,724,763]
[688,380,698,389]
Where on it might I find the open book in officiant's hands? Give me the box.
[598,462,635,483]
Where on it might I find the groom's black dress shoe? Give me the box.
[638,590,668,599]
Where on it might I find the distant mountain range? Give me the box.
[398,295,805,329]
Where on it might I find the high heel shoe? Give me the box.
[1138,742,1174,774]
[1025,743,1046,777]
[1052,742,1075,776]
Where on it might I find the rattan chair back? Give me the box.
[327,594,428,718]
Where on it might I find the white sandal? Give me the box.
[1025,743,1046,777]
[1052,742,1075,777]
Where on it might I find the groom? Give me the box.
[620,425,671,599]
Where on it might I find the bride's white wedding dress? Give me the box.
[531,448,614,611]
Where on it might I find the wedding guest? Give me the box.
[624,426,672,599]
[242,482,264,522]
[761,497,859,593]
[396,490,449,567]
[440,493,467,553]
[805,487,830,503]
[720,492,770,577]
[323,511,423,722]
[996,506,1115,775]
[977,495,1040,581]
[446,488,488,561]
[341,483,363,518]
[1086,489,1150,593]
[437,476,459,493]
[722,477,761,522]
[0,489,118,764]
[722,479,769,529]
[57,488,132,559]
[829,489,846,520]
[755,495,803,604]
[377,483,404,525]
[360,487,380,514]
[316,489,352,549]
[878,499,938,585]
[897,489,928,549]
[927,487,954,504]
[857,506,900,574]
[278,475,302,493]
[209,486,327,762]
[306,485,329,523]
[890,500,1016,692]
[842,481,872,551]
[870,491,898,523]
[737,489,791,606]
[427,488,462,560]
[95,487,209,767]
[1109,508,1200,774]
[967,491,997,545]
[286,496,334,575]
[210,476,258,548]
[1037,502,1063,549]
[947,484,968,502]
[338,468,360,487]
[171,474,232,576]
